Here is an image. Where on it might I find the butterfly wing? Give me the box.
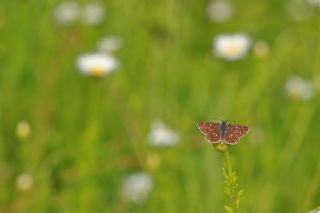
[224,123,249,145]
[197,121,221,143]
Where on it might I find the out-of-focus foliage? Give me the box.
[0,0,320,212]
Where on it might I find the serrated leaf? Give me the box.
[224,205,233,213]
[238,190,245,199]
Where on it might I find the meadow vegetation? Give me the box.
[1,0,320,212]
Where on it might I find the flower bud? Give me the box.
[16,120,31,140]
[213,143,229,153]
[16,173,33,191]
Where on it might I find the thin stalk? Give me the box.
[224,151,233,177]
[224,151,239,213]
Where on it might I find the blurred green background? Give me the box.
[1,0,320,212]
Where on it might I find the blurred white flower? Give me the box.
[82,3,105,25]
[214,33,251,61]
[97,36,122,53]
[53,1,80,26]
[148,120,180,147]
[16,173,33,191]
[122,172,153,204]
[16,120,31,140]
[285,75,314,101]
[308,0,320,7]
[76,53,118,77]
[207,0,234,23]
[253,40,270,58]
[307,207,320,213]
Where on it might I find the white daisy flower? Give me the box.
[285,75,314,101]
[76,53,118,77]
[207,0,234,23]
[53,1,80,26]
[16,173,34,191]
[122,173,153,204]
[148,120,180,147]
[97,36,122,53]
[307,207,320,213]
[308,0,320,7]
[82,3,105,25]
[16,120,31,140]
[214,33,251,61]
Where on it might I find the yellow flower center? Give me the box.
[89,66,104,77]
[225,42,240,56]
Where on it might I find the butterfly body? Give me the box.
[220,120,228,139]
[197,120,249,144]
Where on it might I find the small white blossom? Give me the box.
[207,0,234,23]
[16,173,34,191]
[307,207,320,213]
[285,75,314,101]
[214,33,251,61]
[148,120,180,147]
[16,120,31,140]
[97,36,122,53]
[76,53,118,77]
[308,0,320,7]
[53,2,80,26]
[82,3,105,25]
[122,173,153,204]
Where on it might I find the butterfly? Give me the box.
[197,120,249,144]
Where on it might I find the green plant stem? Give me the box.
[224,151,238,213]
[224,151,233,177]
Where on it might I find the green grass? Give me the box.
[1,0,320,212]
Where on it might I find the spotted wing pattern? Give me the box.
[197,121,221,143]
[224,124,249,144]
